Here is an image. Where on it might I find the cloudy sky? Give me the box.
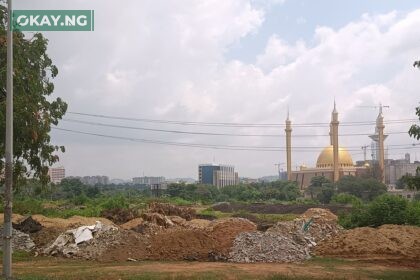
[15,0,420,180]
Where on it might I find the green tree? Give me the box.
[336,176,386,201]
[0,5,67,186]
[307,176,331,200]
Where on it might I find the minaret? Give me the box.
[285,109,292,180]
[331,101,340,182]
[376,104,386,183]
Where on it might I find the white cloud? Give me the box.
[15,1,420,179]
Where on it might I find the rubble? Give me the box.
[229,208,342,263]
[0,226,35,252]
[43,221,120,259]
[13,216,42,233]
[229,231,312,263]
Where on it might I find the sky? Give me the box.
[14,0,420,180]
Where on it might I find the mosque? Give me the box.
[284,102,386,190]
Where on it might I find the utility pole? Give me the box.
[3,0,13,279]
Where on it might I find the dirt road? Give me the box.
[8,257,420,280]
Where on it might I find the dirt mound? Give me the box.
[98,230,150,262]
[301,208,338,223]
[315,225,420,261]
[209,218,257,257]
[13,216,42,233]
[31,215,114,229]
[148,202,196,221]
[120,218,144,230]
[148,229,215,261]
[0,213,25,224]
[100,208,138,225]
[187,219,211,229]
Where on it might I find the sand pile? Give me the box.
[315,224,420,260]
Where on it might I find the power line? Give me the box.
[61,118,411,138]
[68,111,418,128]
[52,127,420,152]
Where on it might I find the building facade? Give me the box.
[198,164,238,188]
[385,153,420,186]
[132,176,165,185]
[48,166,65,184]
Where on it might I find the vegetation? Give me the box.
[338,194,420,228]
[0,5,67,185]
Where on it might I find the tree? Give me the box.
[409,61,420,139]
[401,170,420,191]
[0,4,67,186]
[336,176,387,201]
[307,176,335,204]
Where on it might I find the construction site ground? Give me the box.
[2,204,420,279]
[5,254,420,280]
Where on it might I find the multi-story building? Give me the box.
[132,176,165,186]
[198,164,238,188]
[67,175,110,185]
[48,166,65,184]
[385,153,420,186]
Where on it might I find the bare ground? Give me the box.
[7,257,420,280]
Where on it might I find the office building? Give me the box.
[198,164,238,188]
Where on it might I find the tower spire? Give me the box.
[331,100,340,182]
[285,109,292,181]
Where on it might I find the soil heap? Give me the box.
[315,224,420,261]
[148,202,196,221]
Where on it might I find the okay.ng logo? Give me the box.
[12,10,94,31]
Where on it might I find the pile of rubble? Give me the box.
[0,226,35,252]
[43,221,120,259]
[229,208,342,263]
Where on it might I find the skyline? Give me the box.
[13,0,420,179]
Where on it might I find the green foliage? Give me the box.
[0,7,67,186]
[100,195,129,210]
[336,176,387,201]
[408,104,420,141]
[338,194,420,228]
[331,193,362,206]
[165,181,301,203]
[401,169,420,191]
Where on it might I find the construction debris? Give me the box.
[43,221,120,259]
[229,208,342,263]
[0,227,35,252]
[13,216,42,234]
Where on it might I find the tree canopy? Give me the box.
[0,5,67,186]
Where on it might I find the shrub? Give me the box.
[338,194,420,228]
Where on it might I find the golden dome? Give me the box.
[316,145,354,168]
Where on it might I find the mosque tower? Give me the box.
[285,109,292,180]
[331,101,340,182]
